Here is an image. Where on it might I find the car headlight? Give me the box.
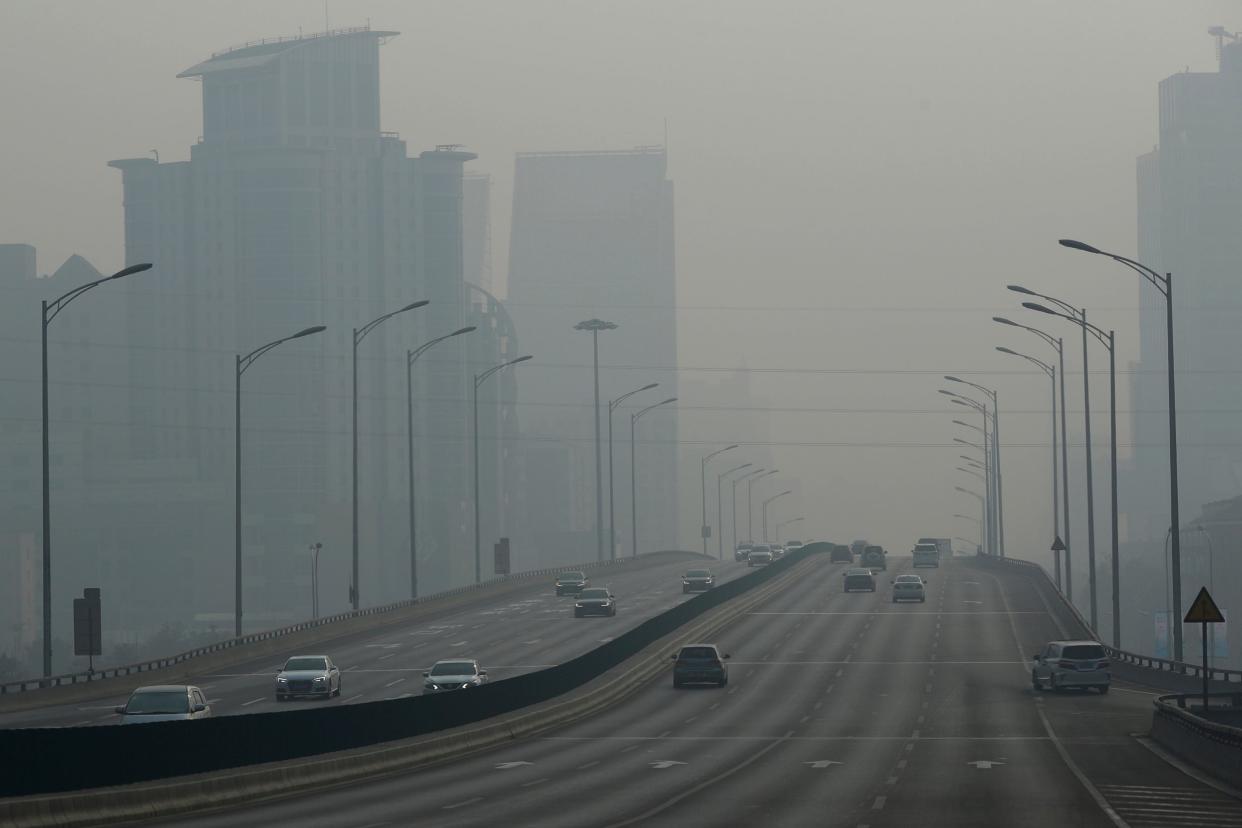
[314,676,327,682]
[575,603,584,608]
[682,580,690,585]
[461,683,472,689]
[427,683,439,689]
[277,677,288,683]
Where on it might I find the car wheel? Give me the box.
[610,607,617,617]
[718,676,727,687]
[1098,684,1110,695]
[276,694,286,702]
[1049,674,1060,693]
[673,678,683,689]
[1031,673,1042,692]
[920,597,926,603]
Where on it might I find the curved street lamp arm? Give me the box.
[476,354,534,387]
[356,300,430,345]
[995,346,1053,375]
[944,375,997,402]
[240,325,327,375]
[940,389,986,412]
[993,317,1062,353]
[46,263,154,324]
[954,437,983,451]
[1059,239,1168,296]
[1008,284,1080,318]
[410,326,476,365]
[952,419,985,434]
[635,397,678,420]
[610,383,659,412]
[1021,303,1111,349]
[722,462,753,479]
[705,444,740,463]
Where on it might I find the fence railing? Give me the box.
[1,551,695,696]
[980,553,1242,685]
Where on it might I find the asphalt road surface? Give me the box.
[149,554,1242,828]
[2,553,749,730]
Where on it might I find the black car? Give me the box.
[672,643,730,688]
[830,544,852,563]
[682,569,715,593]
[734,543,753,562]
[555,571,589,596]
[574,587,617,617]
[843,568,877,592]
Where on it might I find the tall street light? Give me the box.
[718,462,753,559]
[407,326,476,600]
[575,319,618,562]
[1013,284,1099,626]
[734,468,767,552]
[995,316,1071,600]
[474,355,533,583]
[749,470,779,542]
[762,490,792,541]
[1060,238,1182,661]
[777,516,804,543]
[41,262,153,677]
[945,390,992,555]
[701,445,740,556]
[353,300,428,610]
[946,376,1004,558]
[952,432,990,554]
[236,324,326,637]
[608,383,658,561]
[631,397,677,557]
[996,345,1061,589]
[1024,300,1120,647]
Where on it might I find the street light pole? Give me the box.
[309,543,322,619]
[762,490,792,541]
[41,262,153,678]
[701,445,739,556]
[1022,299,1119,642]
[575,319,617,562]
[777,516,804,543]
[609,384,658,561]
[749,470,779,543]
[473,355,533,583]
[945,389,991,554]
[631,397,677,557]
[236,324,326,637]
[734,468,766,553]
[946,377,1003,558]
[1059,239,1183,660]
[353,300,428,610]
[407,327,476,600]
[718,462,753,559]
[996,346,1059,587]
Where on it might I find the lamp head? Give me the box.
[1007,285,1036,296]
[292,325,327,339]
[1059,238,1102,254]
[1022,301,1057,316]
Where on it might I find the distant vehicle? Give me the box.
[912,543,940,568]
[555,571,590,596]
[423,659,489,694]
[747,545,774,567]
[682,569,715,593]
[575,587,617,617]
[891,573,927,603]
[784,540,803,551]
[116,685,211,723]
[843,568,876,592]
[276,655,341,700]
[771,543,786,559]
[850,540,868,558]
[861,545,887,571]
[1031,641,1110,694]
[735,543,753,562]
[830,544,853,563]
[671,643,731,688]
[919,537,953,558]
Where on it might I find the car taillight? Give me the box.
[1057,660,1076,669]
[1098,661,1109,668]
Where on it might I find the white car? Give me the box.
[424,659,489,694]
[276,655,342,700]
[747,546,774,567]
[115,685,211,724]
[1031,641,1110,694]
[890,574,926,603]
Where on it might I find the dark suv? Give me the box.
[672,644,731,688]
[555,571,589,596]
[830,544,852,563]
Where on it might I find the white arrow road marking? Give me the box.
[966,760,1006,769]
[805,760,844,768]
[495,761,533,770]
[649,760,687,769]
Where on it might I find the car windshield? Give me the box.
[1062,645,1106,660]
[679,647,718,660]
[431,661,476,676]
[284,657,328,671]
[896,575,922,582]
[559,572,585,580]
[580,588,610,599]
[847,569,871,576]
[125,690,189,714]
[686,570,710,577]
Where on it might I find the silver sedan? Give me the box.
[275,655,341,700]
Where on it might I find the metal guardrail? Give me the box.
[1154,692,1242,745]
[1,552,693,695]
[983,554,1242,685]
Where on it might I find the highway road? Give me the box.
[150,553,1242,828]
[2,552,749,730]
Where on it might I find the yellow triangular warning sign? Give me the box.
[1184,587,1225,624]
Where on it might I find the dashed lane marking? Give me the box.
[872,796,887,810]
[577,760,600,770]
[240,697,266,707]
[442,797,483,811]
[383,678,406,688]
[521,778,549,788]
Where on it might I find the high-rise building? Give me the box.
[462,173,495,295]
[507,148,677,563]
[105,26,505,629]
[1130,37,1242,537]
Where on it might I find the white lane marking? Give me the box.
[383,678,406,688]
[522,640,541,645]
[521,777,549,787]
[649,760,687,769]
[577,760,600,770]
[897,759,908,769]
[378,653,398,661]
[985,568,1130,828]
[872,796,887,810]
[76,705,122,711]
[449,641,468,647]
[240,697,266,707]
[887,776,898,785]
[709,703,720,711]
[342,694,364,703]
[442,797,483,810]
[69,720,93,727]
[805,760,844,768]
[966,760,1006,769]
[495,761,532,769]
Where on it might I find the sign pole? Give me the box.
[1202,621,1209,711]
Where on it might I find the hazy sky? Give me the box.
[3,0,1236,558]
